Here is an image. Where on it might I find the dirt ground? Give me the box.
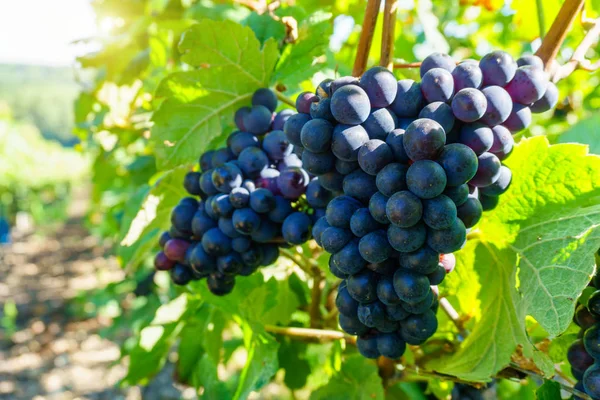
[0,198,194,399]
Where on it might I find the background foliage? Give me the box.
[65,0,600,398]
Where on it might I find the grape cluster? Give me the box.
[154,88,332,295]
[285,50,556,359]
[569,249,600,399]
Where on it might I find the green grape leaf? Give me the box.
[558,114,600,156]
[233,323,280,400]
[261,278,301,325]
[118,167,188,271]
[536,380,561,400]
[151,19,279,170]
[310,354,385,400]
[272,11,332,88]
[428,137,600,381]
[244,13,286,44]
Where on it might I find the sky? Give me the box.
[0,0,98,66]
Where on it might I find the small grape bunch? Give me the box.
[153,88,333,295]
[570,248,600,399]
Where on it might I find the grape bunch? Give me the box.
[154,88,332,295]
[286,50,558,359]
[568,249,600,399]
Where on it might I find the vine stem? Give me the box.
[508,363,593,400]
[552,15,600,81]
[264,325,356,344]
[535,0,585,70]
[393,61,422,69]
[309,267,324,328]
[352,0,382,77]
[438,297,468,339]
[275,90,296,108]
[535,0,546,38]
[380,0,398,70]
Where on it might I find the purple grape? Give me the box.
[385,128,410,163]
[530,81,559,113]
[277,167,310,199]
[489,125,514,158]
[359,66,398,107]
[331,76,359,93]
[155,251,175,271]
[331,124,369,161]
[262,129,292,160]
[480,86,512,126]
[272,109,295,130]
[503,103,532,132]
[362,108,397,140]
[479,165,512,196]
[459,123,493,155]
[234,107,250,131]
[330,85,371,125]
[357,139,394,176]
[470,152,502,187]
[452,61,483,91]
[505,66,549,104]
[451,88,487,122]
[421,68,455,103]
[517,54,544,69]
[390,80,424,117]
[420,52,455,76]
[479,50,517,87]
[296,91,318,114]
[403,119,446,161]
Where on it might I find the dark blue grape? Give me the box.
[218,217,242,238]
[343,170,378,203]
[232,208,261,234]
[531,82,559,113]
[284,113,311,146]
[375,163,408,197]
[489,125,514,159]
[503,103,531,132]
[357,139,393,176]
[250,220,278,242]
[217,253,243,275]
[184,172,202,196]
[479,193,499,211]
[329,257,349,279]
[428,265,446,286]
[479,165,512,197]
[583,363,600,398]
[359,230,392,263]
[200,150,214,172]
[479,50,517,87]
[406,160,447,199]
[400,310,438,342]
[171,203,196,234]
[421,68,454,103]
[459,123,493,155]
[204,196,218,219]
[589,291,600,316]
[386,191,423,227]
[480,86,512,126]
[309,97,334,121]
[336,282,359,316]
[387,222,426,253]
[201,227,232,256]
[399,246,440,274]
[212,162,242,194]
[386,303,410,321]
[335,159,359,175]
[470,152,501,187]
[267,196,293,223]
[211,148,234,168]
[240,246,263,268]
[228,131,259,156]
[331,239,367,275]
[316,78,334,98]
[312,216,330,247]
[568,339,594,373]
[330,85,371,124]
[187,245,216,274]
[159,231,171,249]
[321,227,353,253]
[403,119,446,161]
[249,188,276,213]
[331,124,369,161]
[420,52,455,76]
[331,76,359,93]
[306,179,333,209]
[505,66,548,104]
[451,88,487,122]
[390,80,424,117]
[318,170,344,192]
[427,218,467,253]
[282,212,312,244]
[272,109,295,131]
[301,149,335,175]
[347,269,379,303]
[517,54,544,69]
[339,314,369,336]
[358,301,386,328]
[375,318,400,334]
[262,130,292,160]
[238,147,269,178]
[385,129,410,163]
[200,170,219,195]
[350,208,382,237]
[436,143,478,186]
[377,333,406,359]
[170,264,193,285]
[211,194,234,217]
[377,276,401,305]
[234,107,250,131]
[452,61,482,91]
[362,108,397,140]
[393,269,430,303]
[229,187,250,209]
[444,184,469,206]
[207,274,235,295]
[277,167,309,199]
[300,118,334,153]
[360,66,398,107]
[369,191,391,224]
[242,105,272,135]
[252,88,277,112]
[402,289,434,314]
[296,91,319,114]
[231,237,251,253]
[418,102,455,133]
[179,197,199,208]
